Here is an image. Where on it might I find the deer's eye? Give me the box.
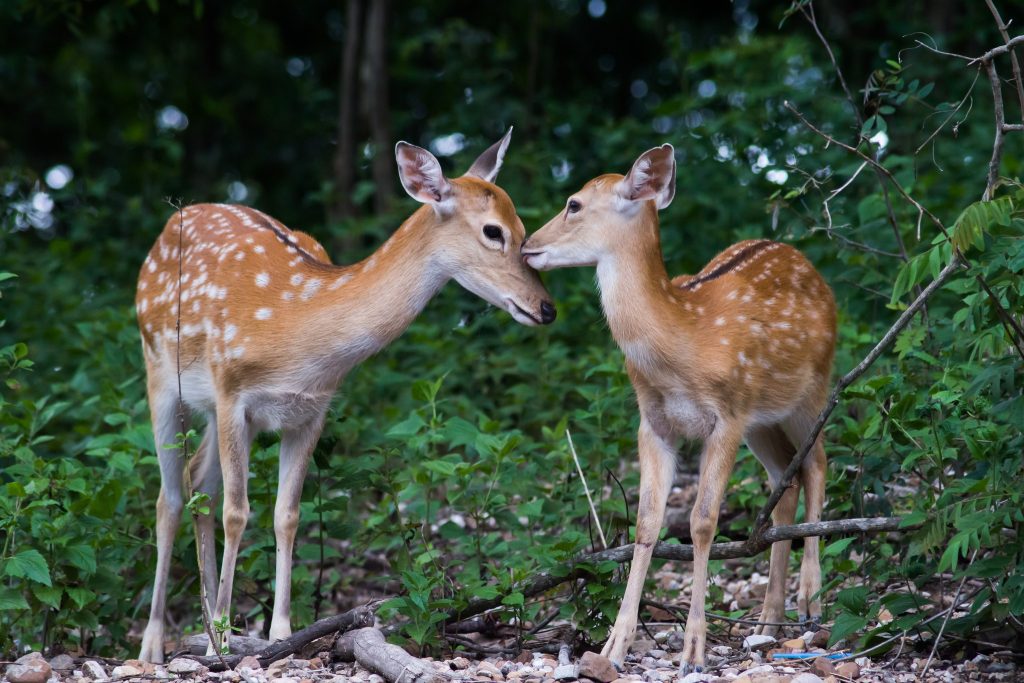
[568,199,582,213]
[483,224,503,243]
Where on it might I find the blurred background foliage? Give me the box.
[1,0,1022,661]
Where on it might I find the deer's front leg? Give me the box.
[679,421,743,675]
[601,419,676,666]
[209,411,253,655]
[268,414,325,642]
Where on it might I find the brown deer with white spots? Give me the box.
[522,144,835,674]
[136,129,555,663]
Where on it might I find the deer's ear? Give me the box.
[465,126,513,183]
[396,142,453,206]
[614,144,676,210]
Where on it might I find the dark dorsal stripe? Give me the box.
[253,216,336,271]
[677,240,775,291]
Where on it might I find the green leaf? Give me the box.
[952,197,1014,253]
[66,587,96,609]
[830,611,868,646]
[0,587,29,610]
[501,591,525,607]
[823,537,856,557]
[65,545,97,574]
[3,549,52,586]
[33,584,63,609]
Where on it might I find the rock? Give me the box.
[810,630,830,648]
[742,634,776,651]
[553,664,579,680]
[835,662,860,678]
[853,657,871,668]
[48,655,76,672]
[646,649,667,660]
[791,674,824,683]
[743,664,774,677]
[782,638,806,653]
[710,646,732,657]
[166,658,204,675]
[678,674,712,683]
[810,658,834,677]
[236,656,262,672]
[82,662,108,681]
[367,675,384,683]
[476,661,503,680]
[308,658,323,669]
[111,665,143,678]
[267,658,293,678]
[6,654,52,683]
[449,658,471,671]
[578,652,618,683]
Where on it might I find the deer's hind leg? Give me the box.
[745,424,799,635]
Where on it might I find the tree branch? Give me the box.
[985,0,1024,122]
[445,517,917,625]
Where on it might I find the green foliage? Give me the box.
[2,0,1023,660]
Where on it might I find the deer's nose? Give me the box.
[540,301,557,324]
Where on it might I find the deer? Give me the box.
[135,129,556,663]
[522,144,835,673]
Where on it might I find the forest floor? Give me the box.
[5,490,1020,683]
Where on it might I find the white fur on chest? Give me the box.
[660,389,716,439]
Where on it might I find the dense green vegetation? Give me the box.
[2,0,1022,661]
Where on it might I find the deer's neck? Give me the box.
[595,210,695,371]
[292,207,449,375]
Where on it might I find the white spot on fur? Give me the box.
[714,316,725,326]
[254,245,265,254]
[255,308,272,320]
[720,338,730,346]
[256,272,270,288]
[282,291,293,301]
[329,274,352,290]
[291,273,304,286]
[301,278,322,301]
[224,324,238,342]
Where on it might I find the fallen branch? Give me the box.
[445,516,916,624]
[185,603,376,671]
[335,627,448,683]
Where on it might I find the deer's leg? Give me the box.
[139,388,188,664]
[746,425,798,636]
[209,407,253,655]
[679,421,743,675]
[601,419,676,666]
[798,438,826,625]
[189,414,223,617]
[783,407,827,626]
[268,413,325,642]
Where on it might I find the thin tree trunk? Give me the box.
[364,0,392,214]
[331,0,364,226]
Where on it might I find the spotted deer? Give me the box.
[136,129,555,662]
[522,144,835,673]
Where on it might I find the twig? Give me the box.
[983,59,1008,200]
[976,274,1024,360]
[983,0,1024,120]
[566,429,607,550]
[921,549,978,678]
[746,256,962,542]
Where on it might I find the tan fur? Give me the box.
[523,147,835,672]
[136,136,553,662]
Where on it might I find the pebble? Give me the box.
[449,657,471,671]
[578,652,618,683]
[6,653,52,683]
[553,664,579,680]
[82,661,108,681]
[236,656,262,672]
[742,634,776,651]
[109,665,142,678]
[166,658,204,675]
[678,673,712,683]
[791,674,824,683]
[48,656,76,672]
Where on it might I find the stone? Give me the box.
[6,654,52,683]
[743,665,774,676]
[810,630,830,648]
[782,639,806,653]
[267,658,293,678]
[711,646,732,657]
[646,650,667,660]
[835,662,860,679]
[166,658,204,675]
[791,674,824,683]
[742,634,776,651]
[578,652,618,683]
[308,658,323,669]
[810,658,835,677]
[236,657,262,672]
[678,674,712,683]
[367,675,384,683]
[82,662,108,681]
[111,665,143,678]
[449,658,471,670]
[48,655,76,672]
[553,664,579,680]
